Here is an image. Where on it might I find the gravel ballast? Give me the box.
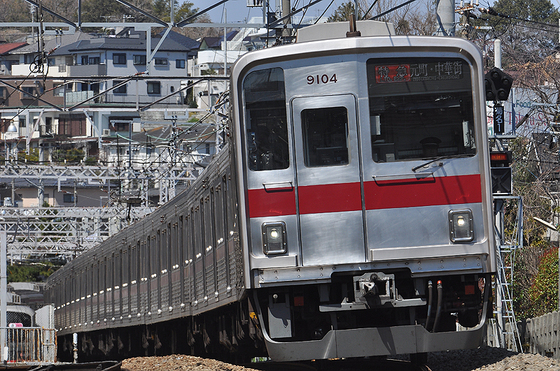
[121,347,560,371]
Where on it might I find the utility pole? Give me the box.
[0,232,6,364]
[282,0,291,38]
[435,0,455,36]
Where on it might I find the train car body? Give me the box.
[46,22,495,364]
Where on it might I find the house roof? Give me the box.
[50,32,191,56]
[0,42,27,55]
[200,31,238,49]
[11,32,93,55]
[157,30,200,51]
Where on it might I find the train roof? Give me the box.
[296,20,395,43]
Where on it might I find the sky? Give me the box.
[196,0,337,24]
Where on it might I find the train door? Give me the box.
[291,95,366,266]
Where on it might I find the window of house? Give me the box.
[176,59,185,68]
[133,55,146,65]
[18,115,26,128]
[113,53,127,65]
[21,86,34,98]
[58,113,86,137]
[63,194,76,203]
[89,57,100,65]
[154,58,168,66]
[81,56,89,65]
[54,86,64,97]
[45,117,52,133]
[113,80,127,94]
[147,81,161,94]
[112,122,130,132]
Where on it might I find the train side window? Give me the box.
[183,214,191,264]
[109,254,114,291]
[194,204,203,258]
[88,265,93,298]
[302,107,349,167]
[93,261,98,295]
[143,239,150,280]
[172,222,179,268]
[214,185,224,245]
[204,195,213,255]
[116,252,122,288]
[243,67,289,171]
[160,229,168,273]
[226,174,237,238]
[132,244,138,283]
[366,57,476,163]
[82,269,86,300]
[77,271,82,303]
[152,235,159,275]
[100,259,106,295]
[123,248,129,286]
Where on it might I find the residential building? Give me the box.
[0,42,27,75]
[0,28,203,166]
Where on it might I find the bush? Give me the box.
[527,247,558,317]
[8,263,61,283]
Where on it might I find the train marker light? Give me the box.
[449,210,474,242]
[262,222,287,254]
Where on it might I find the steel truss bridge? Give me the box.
[0,163,196,261]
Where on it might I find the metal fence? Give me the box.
[1,327,56,363]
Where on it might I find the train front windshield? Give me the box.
[367,58,476,163]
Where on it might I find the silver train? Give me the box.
[46,21,496,364]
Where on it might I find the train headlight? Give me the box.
[449,210,474,242]
[262,222,287,255]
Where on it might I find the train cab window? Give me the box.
[243,67,289,171]
[366,58,476,163]
[302,107,349,167]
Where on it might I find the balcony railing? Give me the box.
[66,64,107,77]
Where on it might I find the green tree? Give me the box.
[473,0,560,66]
[52,148,85,164]
[328,2,357,22]
[8,263,61,283]
[152,0,198,23]
[82,0,128,22]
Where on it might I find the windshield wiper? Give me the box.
[411,154,467,172]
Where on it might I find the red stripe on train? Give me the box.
[298,182,362,214]
[247,187,297,218]
[247,174,482,218]
[364,174,482,210]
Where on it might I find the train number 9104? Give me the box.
[307,74,338,85]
